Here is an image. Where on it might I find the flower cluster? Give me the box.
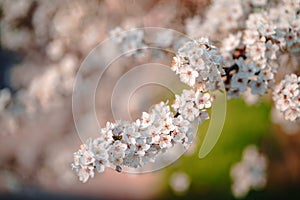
[221,22,278,97]
[171,38,225,91]
[271,107,300,134]
[184,0,273,40]
[71,34,216,180]
[172,89,211,124]
[72,34,215,181]
[71,0,300,188]
[72,96,211,182]
[273,73,300,121]
[269,0,300,53]
[185,0,245,39]
[230,145,268,198]
[22,54,77,113]
[219,0,300,101]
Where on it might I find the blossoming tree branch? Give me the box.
[71,1,299,198]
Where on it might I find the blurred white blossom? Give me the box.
[169,172,190,194]
[231,145,268,198]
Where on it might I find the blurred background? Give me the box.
[0,0,300,199]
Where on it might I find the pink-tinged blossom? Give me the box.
[273,73,300,121]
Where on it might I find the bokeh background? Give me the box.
[0,0,300,199]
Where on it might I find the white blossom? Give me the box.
[221,32,242,52]
[246,13,268,30]
[171,38,225,90]
[135,138,150,156]
[195,92,212,109]
[237,59,259,76]
[181,101,200,122]
[171,56,182,73]
[159,134,173,149]
[109,26,126,43]
[243,29,260,46]
[170,172,190,193]
[231,145,268,198]
[247,37,266,65]
[265,40,279,60]
[231,73,249,92]
[179,65,199,87]
[71,143,96,183]
[273,74,300,121]
[249,78,268,95]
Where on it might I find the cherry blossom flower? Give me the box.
[237,59,259,76]
[181,102,200,122]
[231,73,249,92]
[159,134,173,149]
[243,29,260,46]
[195,92,212,109]
[179,65,199,87]
[265,40,279,60]
[249,78,268,95]
[135,138,150,156]
[171,56,182,73]
[221,32,242,52]
[247,37,266,65]
[71,143,96,183]
[273,74,300,121]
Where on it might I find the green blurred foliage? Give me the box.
[162,98,272,199]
